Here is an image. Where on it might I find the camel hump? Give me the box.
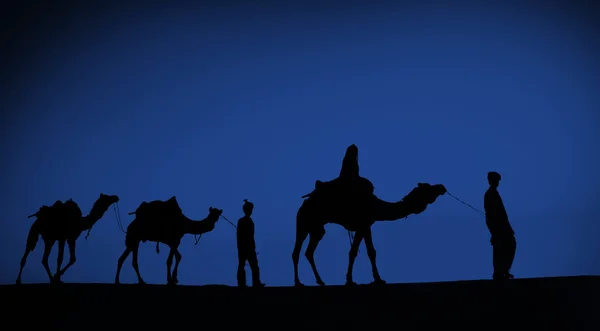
[134,197,183,217]
[164,196,183,215]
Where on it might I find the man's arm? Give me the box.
[484,191,501,234]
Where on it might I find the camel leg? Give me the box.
[166,248,175,285]
[171,249,182,284]
[115,247,132,284]
[292,229,309,287]
[56,239,77,280]
[41,239,56,283]
[363,228,386,285]
[345,231,365,286]
[131,243,145,284]
[16,247,33,285]
[305,227,326,286]
[53,240,65,283]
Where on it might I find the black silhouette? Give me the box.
[484,171,516,280]
[114,196,223,285]
[293,144,447,286]
[16,193,120,284]
[302,144,375,200]
[236,199,265,288]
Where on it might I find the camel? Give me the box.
[292,182,447,287]
[16,193,120,284]
[114,196,223,285]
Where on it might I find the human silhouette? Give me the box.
[114,196,223,285]
[236,199,265,288]
[302,144,374,199]
[484,171,516,280]
[339,144,359,178]
[293,145,448,286]
[16,194,120,284]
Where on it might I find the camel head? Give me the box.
[99,193,120,206]
[431,184,447,196]
[207,206,223,223]
[407,183,447,203]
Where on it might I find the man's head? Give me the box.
[243,199,254,216]
[487,171,501,188]
[346,144,358,158]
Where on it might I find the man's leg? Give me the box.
[492,242,504,280]
[505,236,517,278]
[248,252,264,287]
[237,252,247,287]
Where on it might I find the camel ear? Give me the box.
[209,207,213,212]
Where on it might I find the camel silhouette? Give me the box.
[16,193,120,284]
[292,182,447,287]
[114,196,223,285]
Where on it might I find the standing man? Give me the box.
[236,199,265,288]
[484,171,517,280]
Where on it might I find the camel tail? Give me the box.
[27,212,38,219]
[26,221,41,251]
[128,211,136,215]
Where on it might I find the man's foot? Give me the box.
[506,272,514,279]
[492,272,505,280]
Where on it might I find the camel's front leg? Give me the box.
[57,239,77,280]
[363,227,385,285]
[53,240,66,283]
[345,231,364,286]
[41,239,56,283]
[171,249,182,284]
[166,248,175,285]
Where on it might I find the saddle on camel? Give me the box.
[28,199,81,220]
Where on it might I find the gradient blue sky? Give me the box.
[2,1,599,286]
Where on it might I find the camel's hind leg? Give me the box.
[115,247,131,284]
[130,243,145,284]
[292,229,309,287]
[115,240,145,284]
[305,226,326,286]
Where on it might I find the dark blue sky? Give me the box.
[2,1,599,286]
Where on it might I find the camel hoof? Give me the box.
[372,279,387,286]
[317,280,325,287]
[294,282,305,288]
[15,279,21,285]
[138,280,146,285]
[345,280,358,287]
